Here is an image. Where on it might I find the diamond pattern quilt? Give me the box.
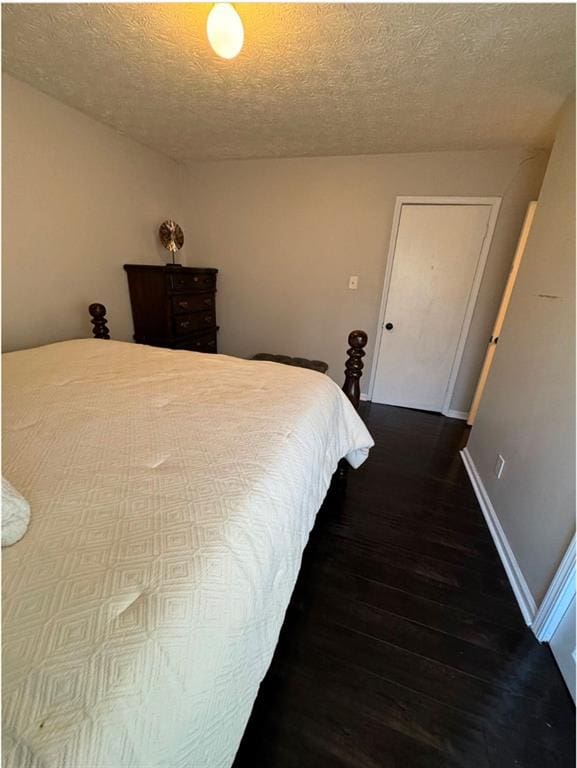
[2,339,373,768]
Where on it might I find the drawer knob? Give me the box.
[180,320,190,328]
[204,315,213,323]
[178,300,188,309]
[193,277,199,283]
[203,298,211,306]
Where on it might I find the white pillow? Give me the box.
[2,477,31,546]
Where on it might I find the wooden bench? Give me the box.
[251,353,329,375]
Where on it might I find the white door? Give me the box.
[550,595,576,702]
[372,202,494,412]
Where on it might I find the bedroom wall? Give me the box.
[179,148,548,411]
[2,74,181,351]
[467,95,575,605]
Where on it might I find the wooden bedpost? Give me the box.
[342,330,368,411]
[89,303,110,339]
[336,330,368,485]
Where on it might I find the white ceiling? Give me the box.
[2,3,575,162]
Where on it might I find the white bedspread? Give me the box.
[2,339,373,768]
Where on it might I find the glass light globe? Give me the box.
[207,3,244,60]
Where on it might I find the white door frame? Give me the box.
[532,534,576,642]
[368,196,502,416]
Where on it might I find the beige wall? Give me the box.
[2,74,180,351]
[2,73,550,418]
[468,96,575,605]
[180,148,547,410]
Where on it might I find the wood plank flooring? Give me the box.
[232,404,575,768]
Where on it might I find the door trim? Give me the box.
[368,196,502,414]
[532,534,576,642]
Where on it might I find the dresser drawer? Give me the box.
[174,331,217,353]
[168,272,216,294]
[124,264,218,352]
[171,294,214,315]
[173,311,216,335]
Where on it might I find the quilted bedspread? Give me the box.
[2,339,373,768]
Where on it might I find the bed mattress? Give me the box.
[2,339,373,768]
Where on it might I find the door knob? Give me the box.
[385,322,394,330]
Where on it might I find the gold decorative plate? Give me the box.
[159,220,184,253]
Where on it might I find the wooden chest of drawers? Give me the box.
[124,264,219,353]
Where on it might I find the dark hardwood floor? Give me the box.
[232,403,575,768]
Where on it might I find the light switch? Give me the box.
[348,275,359,290]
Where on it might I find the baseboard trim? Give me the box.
[532,534,576,642]
[460,447,537,626]
[363,401,468,420]
[444,409,468,421]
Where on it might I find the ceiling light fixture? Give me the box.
[206,3,244,60]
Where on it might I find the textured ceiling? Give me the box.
[2,3,575,161]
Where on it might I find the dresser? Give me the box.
[123,264,219,353]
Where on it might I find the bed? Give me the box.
[2,312,374,768]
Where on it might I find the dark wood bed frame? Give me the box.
[88,303,367,410]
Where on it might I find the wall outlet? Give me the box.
[348,275,359,290]
[494,454,505,479]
